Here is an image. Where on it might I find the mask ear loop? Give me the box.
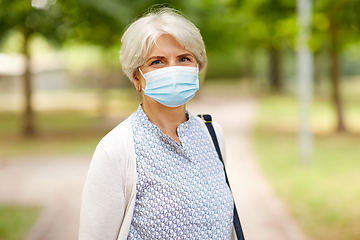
[138,68,145,78]
[137,68,146,92]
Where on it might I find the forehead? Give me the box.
[147,34,191,57]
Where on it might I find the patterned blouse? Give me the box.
[128,105,233,239]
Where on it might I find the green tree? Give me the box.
[229,0,296,92]
[0,0,132,136]
[252,0,296,92]
[312,0,360,132]
[1,0,65,136]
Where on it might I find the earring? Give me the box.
[137,86,142,92]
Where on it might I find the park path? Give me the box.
[188,96,309,240]
[0,95,309,240]
[0,155,89,240]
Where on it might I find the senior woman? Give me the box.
[79,7,240,240]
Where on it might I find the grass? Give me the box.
[0,91,139,238]
[0,110,110,158]
[0,89,141,238]
[0,89,140,158]
[1,81,360,238]
[254,94,360,240]
[0,206,40,240]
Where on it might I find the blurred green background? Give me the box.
[0,0,359,239]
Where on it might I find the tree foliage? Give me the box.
[0,0,359,134]
[0,0,134,136]
[312,0,360,132]
[227,0,297,91]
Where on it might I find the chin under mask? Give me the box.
[139,66,199,107]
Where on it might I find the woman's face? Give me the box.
[135,34,198,90]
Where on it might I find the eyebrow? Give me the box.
[146,56,164,63]
[177,53,195,58]
[146,53,195,64]
[178,53,194,59]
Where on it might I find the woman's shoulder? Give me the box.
[96,115,134,160]
[191,113,224,136]
[191,113,225,155]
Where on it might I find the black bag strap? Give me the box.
[198,114,245,240]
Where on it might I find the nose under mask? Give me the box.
[138,66,199,107]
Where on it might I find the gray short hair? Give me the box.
[119,7,207,82]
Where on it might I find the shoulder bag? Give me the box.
[198,114,245,240]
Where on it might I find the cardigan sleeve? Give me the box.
[79,117,137,240]
[78,145,126,240]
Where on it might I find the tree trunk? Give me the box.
[269,46,282,93]
[329,21,346,132]
[244,50,254,81]
[313,51,322,93]
[243,49,254,92]
[22,28,35,136]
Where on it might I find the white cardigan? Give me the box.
[79,113,235,240]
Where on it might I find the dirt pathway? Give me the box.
[0,155,90,240]
[188,96,309,240]
[0,96,309,240]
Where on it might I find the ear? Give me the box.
[134,68,143,81]
[132,74,141,92]
[133,68,146,92]
[133,71,139,81]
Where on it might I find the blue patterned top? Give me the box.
[128,105,234,239]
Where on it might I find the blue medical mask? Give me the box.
[139,66,199,107]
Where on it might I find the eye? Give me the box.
[180,57,191,63]
[150,60,162,65]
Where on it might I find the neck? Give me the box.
[142,99,187,144]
